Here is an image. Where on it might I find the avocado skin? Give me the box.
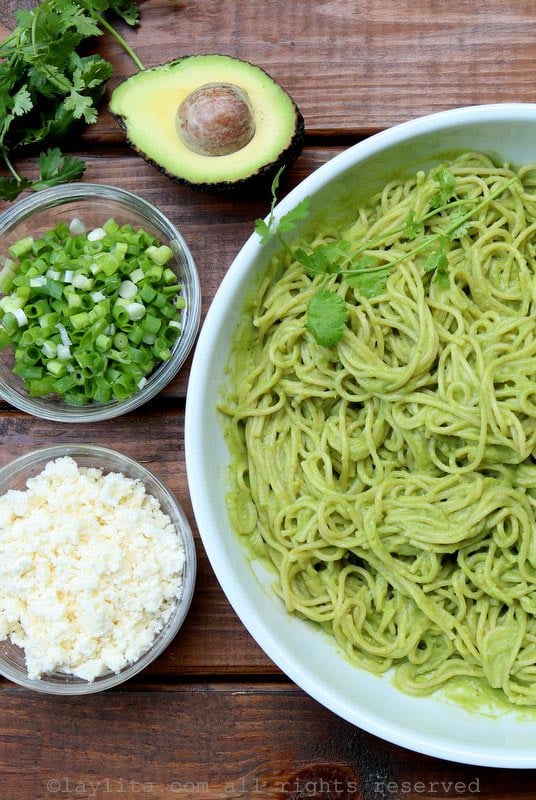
[109,56,305,194]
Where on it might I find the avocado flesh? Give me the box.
[109,54,304,191]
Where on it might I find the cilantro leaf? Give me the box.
[88,0,141,25]
[347,260,390,298]
[448,214,471,240]
[255,219,271,244]
[435,263,450,288]
[11,86,33,117]
[306,290,348,347]
[430,167,457,209]
[13,9,34,28]
[277,197,311,234]
[423,250,450,287]
[295,241,349,277]
[60,3,103,37]
[423,251,448,273]
[72,57,114,90]
[0,176,31,201]
[36,147,64,179]
[254,167,311,245]
[404,210,422,241]
[254,218,272,243]
[254,166,285,242]
[32,148,86,190]
[63,89,98,123]
[112,2,140,25]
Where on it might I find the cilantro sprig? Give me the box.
[255,168,311,251]
[255,168,518,348]
[0,0,142,201]
[0,148,86,199]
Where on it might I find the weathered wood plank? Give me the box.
[0,682,531,800]
[3,0,535,144]
[0,408,276,676]
[2,0,536,142]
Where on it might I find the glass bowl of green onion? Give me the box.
[0,184,201,421]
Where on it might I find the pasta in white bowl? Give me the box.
[186,104,536,767]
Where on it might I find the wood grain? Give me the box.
[2,0,536,143]
[2,0,536,792]
[48,0,536,141]
[0,682,534,800]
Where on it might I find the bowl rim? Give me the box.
[0,183,201,422]
[185,102,536,768]
[0,442,197,694]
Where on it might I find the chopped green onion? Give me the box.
[119,280,137,299]
[13,308,28,327]
[9,237,33,260]
[87,228,106,242]
[130,268,144,284]
[146,245,173,265]
[0,260,17,293]
[46,359,67,377]
[0,220,186,405]
[29,276,47,288]
[126,302,146,321]
[72,274,93,291]
[69,218,86,236]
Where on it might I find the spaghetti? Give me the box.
[221,152,536,706]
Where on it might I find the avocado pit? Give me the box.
[176,82,256,157]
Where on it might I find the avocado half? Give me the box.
[109,54,305,193]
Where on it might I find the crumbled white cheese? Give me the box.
[0,456,185,682]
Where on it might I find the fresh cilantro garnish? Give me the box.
[403,210,423,241]
[32,148,86,190]
[253,160,517,349]
[447,212,471,240]
[254,167,284,242]
[0,176,31,201]
[423,249,450,286]
[254,167,311,250]
[253,217,272,243]
[423,250,448,274]
[430,167,457,209]
[306,290,348,347]
[435,262,450,288]
[0,0,142,201]
[295,241,350,276]
[277,198,311,235]
[0,148,86,199]
[347,259,390,298]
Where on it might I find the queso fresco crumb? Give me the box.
[0,456,185,681]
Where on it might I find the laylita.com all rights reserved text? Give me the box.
[44,775,483,796]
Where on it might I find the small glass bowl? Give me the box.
[0,184,201,422]
[0,443,196,695]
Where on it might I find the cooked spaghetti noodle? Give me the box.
[221,152,536,706]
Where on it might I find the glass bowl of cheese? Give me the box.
[0,443,196,694]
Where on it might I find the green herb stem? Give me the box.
[344,175,518,278]
[276,232,294,256]
[88,8,144,70]
[2,150,23,183]
[336,196,489,273]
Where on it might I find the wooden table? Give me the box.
[1,1,536,797]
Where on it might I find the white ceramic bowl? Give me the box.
[185,104,536,768]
